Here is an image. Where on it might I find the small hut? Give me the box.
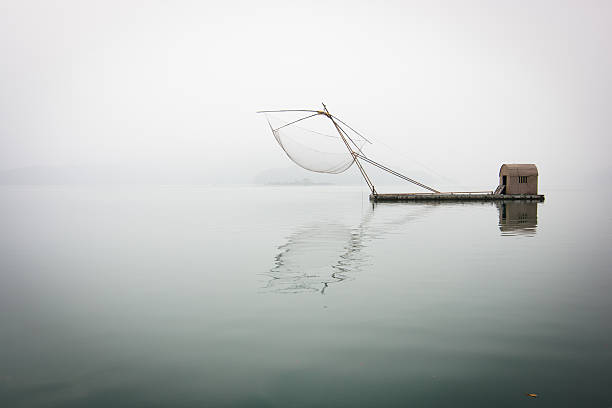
[498,164,538,195]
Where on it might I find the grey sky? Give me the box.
[1,0,610,189]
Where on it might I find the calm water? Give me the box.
[0,186,611,407]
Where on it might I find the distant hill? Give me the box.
[0,163,445,189]
[0,165,214,185]
[0,165,125,185]
[253,165,442,188]
[253,166,360,185]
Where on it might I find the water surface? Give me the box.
[0,186,610,407]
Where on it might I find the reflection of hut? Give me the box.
[497,201,538,236]
[498,164,538,195]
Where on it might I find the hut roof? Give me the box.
[499,164,538,176]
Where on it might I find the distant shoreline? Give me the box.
[265,178,333,186]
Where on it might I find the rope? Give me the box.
[356,154,440,193]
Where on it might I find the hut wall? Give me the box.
[499,164,539,195]
[503,175,538,195]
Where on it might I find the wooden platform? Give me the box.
[370,193,545,202]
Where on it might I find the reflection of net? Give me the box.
[263,205,434,294]
[265,224,361,294]
[265,112,366,174]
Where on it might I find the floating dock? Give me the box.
[370,193,545,202]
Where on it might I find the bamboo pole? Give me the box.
[322,103,377,197]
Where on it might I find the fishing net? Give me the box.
[263,111,368,174]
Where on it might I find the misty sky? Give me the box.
[1,0,610,189]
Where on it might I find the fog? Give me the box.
[1,0,610,190]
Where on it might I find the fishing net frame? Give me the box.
[258,105,440,195]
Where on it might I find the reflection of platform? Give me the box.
[371,193,545,202]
